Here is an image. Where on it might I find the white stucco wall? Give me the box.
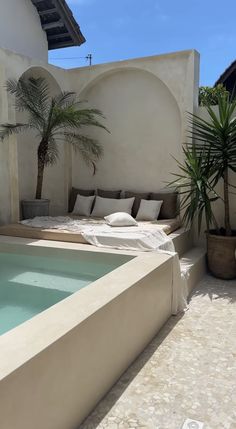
[71,69,182,191]
[0,0,48,61]
[0,48,69,223]
[69,51,199,193]
[0,48,199,225]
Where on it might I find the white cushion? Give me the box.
[105,212,138,227]
[92,196,135,217]
[72,194,95,216]
[136,199,163,221]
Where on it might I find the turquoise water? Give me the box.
[0,251,132,335]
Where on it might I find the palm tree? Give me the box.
[171,94,236,236]
[189,94,236,236]
[0,76,108,199]
[170,94,236,279]
[169,145,220,234]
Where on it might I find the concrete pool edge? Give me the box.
[0,236,174,429]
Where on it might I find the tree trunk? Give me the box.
[35,140,47,199]
[35,159,45,199]
[223,167,231,236]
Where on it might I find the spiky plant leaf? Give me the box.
[170,93,236,235]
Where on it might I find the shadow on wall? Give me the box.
[72,68,182,192]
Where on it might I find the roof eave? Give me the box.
[31,0,86,50]
[50,0,85,48]
[215,60,236,87]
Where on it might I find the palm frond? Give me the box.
[50,105,109,135]
[171,94,236,234]
[64,132,103,174]
[53,91,77,108]
[2,76,108,198]
[0,123,30,140]
[6,78,46,127]
[169,145,220,233]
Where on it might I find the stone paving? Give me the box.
[80,275,236,429]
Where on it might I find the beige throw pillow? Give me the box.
[92,196,135,217]
[136,199,163,221]
[72,194,95,216]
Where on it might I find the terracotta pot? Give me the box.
[207,232,236,279]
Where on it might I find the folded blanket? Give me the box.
[83,227,187,314]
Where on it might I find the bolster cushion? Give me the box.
[97,189,121,199]
[150,191,179,219]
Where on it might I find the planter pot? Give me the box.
[207,232,236,279]
[21,199,50,220]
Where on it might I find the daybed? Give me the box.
[0,188,181,244]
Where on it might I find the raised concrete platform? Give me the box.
[0,218,181,245]
[170,227,206,293]
[170,227,193,257]
[180,247,206,294]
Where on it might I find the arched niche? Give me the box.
[16,66,68,216]
[73,68,182,192]
[79,66,181,113]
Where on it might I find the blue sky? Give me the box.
[48,0,236,86]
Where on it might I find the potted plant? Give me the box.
[0,76,108,219]
[170,94,236,279]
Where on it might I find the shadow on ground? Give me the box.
[79,313,183,428]
[80,274,236,428]
[189,273,236,304]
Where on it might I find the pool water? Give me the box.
[0,251,132,335]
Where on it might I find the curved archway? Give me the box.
[79,66,181,115]
[16,67,68,216]
[73,67,182,192]
[17,66,62,92]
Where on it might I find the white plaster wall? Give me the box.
[0,0,48,61]
[69,51,199,193]
[0,141,11,223]
[0,48,69,224]
[72,69,182,191]
[0,63,16,225]
[0,48,199,224]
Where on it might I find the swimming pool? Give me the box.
[0,249,133,335]
[0,237,174,429]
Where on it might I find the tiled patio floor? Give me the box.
[80,275,236,429]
